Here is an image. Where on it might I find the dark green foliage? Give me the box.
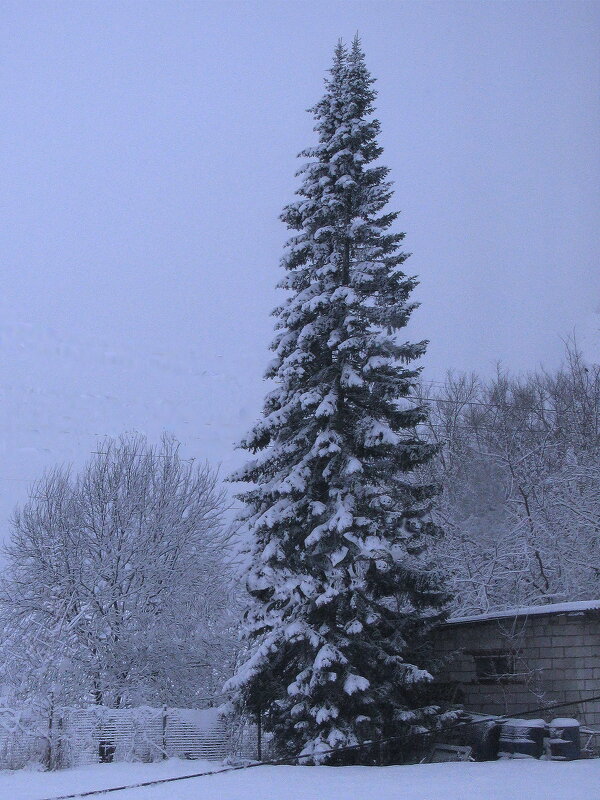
[227,38,448,761]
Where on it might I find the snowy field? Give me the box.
[2,758,599,800]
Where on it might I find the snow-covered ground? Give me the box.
[2,757,598,800]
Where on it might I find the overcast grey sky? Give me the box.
[1,1,599,533]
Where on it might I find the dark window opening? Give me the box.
[471,650,518,684]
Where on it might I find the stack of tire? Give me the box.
[498,718,547,758]
[547,718,580,761]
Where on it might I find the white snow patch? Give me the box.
[447,598,600,625]
[343,674,370,695]
[2,759,598,800]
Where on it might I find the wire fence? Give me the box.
[0,703,234,772]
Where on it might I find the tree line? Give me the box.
[419,343,600,615]
[1,347,595,729]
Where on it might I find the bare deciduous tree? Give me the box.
[0,433,237,708]
[418,343,600,614]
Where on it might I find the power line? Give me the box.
[91,452,196,462]
[1,391,596,487]
[409,393,597,417]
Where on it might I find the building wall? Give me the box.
[432,611,600,727]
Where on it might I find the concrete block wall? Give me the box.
[432,610,600,727]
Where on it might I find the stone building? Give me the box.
[432,599,600,727]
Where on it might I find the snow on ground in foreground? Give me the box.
[2,757,598,800]
[0,759,212,800]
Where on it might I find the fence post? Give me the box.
[56,711,64,770]
[162,705,168,760]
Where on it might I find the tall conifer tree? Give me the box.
[228,38,448,760]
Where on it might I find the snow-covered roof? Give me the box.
[444,599,600,626]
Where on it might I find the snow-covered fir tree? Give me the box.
[228,38,448,762]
